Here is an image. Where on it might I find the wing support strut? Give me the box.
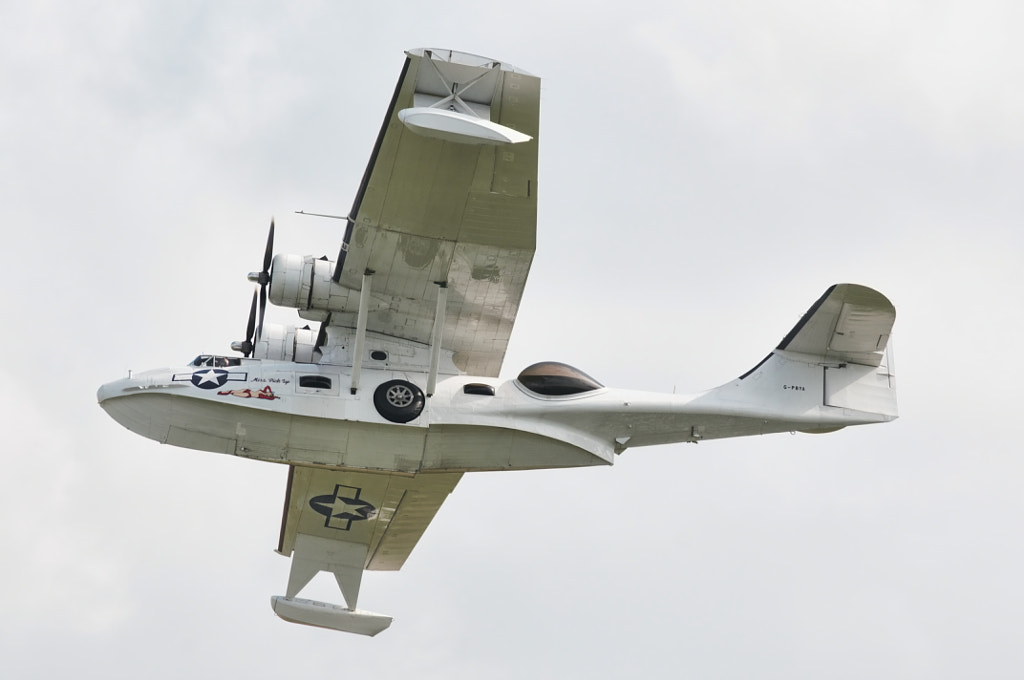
[349,270,374,395]
[427,282,448,397]
[286,534,366,608]
[272,533,392,636]
[422,56,499,117]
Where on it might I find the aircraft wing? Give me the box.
[276,465,462,615]
[323,48,540,377]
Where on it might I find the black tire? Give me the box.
[373,379,425,423]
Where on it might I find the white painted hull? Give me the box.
[98,354,891,475]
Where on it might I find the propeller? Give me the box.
[247,219,275,342]
[231,289,259,357]
[232,219,275,356]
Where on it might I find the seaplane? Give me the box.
[97,48,898,636]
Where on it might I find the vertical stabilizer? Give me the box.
[712,284,897,423]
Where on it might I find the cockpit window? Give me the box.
[190,355,242,368]
[516,362,603,396]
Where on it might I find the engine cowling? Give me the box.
[268,254,339,311]
[254,323,319,362]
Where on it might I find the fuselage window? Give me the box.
[299,375,332,390]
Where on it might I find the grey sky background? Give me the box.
[3,1,1022,677]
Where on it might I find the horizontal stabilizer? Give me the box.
[270,596,392,636]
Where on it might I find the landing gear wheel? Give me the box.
[373,380,425,423]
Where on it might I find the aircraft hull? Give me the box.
[97,357,887,475]
[97,364,610,473]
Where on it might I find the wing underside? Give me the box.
[277,465,461,610]
[321,49,540,376]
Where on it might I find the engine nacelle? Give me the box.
[269,254,345,312]
[254,323,319,362]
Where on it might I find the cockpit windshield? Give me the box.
[189,355,242,368]
[516,362,603,396]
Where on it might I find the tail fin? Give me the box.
[713,284,897,427]
[776,284,895,368]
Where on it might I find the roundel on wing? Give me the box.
[309,484,377,531]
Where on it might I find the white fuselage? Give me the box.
[97,354,889,474]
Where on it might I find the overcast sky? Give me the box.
[3,1,1023,678]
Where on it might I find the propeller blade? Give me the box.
[230,289,260,357]
[262,219,275,283]
[244,289,258,356]
[313,313,331,356]
[257,281,267,342]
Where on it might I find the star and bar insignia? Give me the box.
[309,485,377,531]
[172,369,248,390]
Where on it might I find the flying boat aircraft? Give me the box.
[97,48,898,636]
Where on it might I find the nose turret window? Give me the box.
[516,362,603,396]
